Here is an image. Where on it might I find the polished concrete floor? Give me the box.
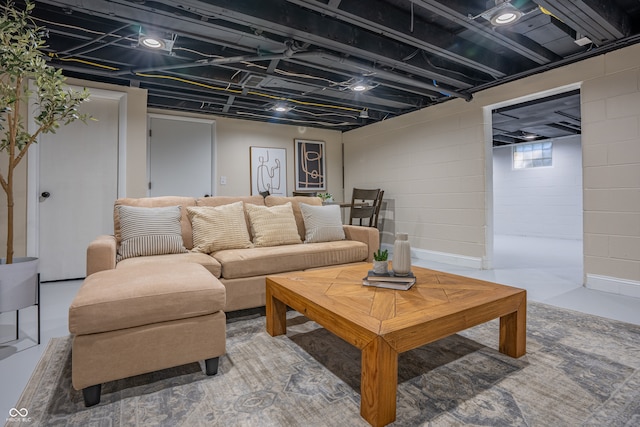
[1,235,639,420]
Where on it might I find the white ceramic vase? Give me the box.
[392,233,411,276]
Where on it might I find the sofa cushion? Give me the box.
[114,196,196,249]
[187,202,253,253]
[69,264,225,335]
[116,205,188,261]
[116,252,222,277]
[300,203,345,243]
[265,195,322,241]
[245,202,302,247]
[214,240,369,279]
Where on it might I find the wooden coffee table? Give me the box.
[265,264,526,427]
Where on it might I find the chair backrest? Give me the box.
[372,190,385,228]
[349,188,382,227]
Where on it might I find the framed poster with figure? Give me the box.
[250,146,287,196]
[294,139,326,191]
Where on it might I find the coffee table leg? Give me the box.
[266,285,287,336]
[499,297,526,358]
[360,336,397,427]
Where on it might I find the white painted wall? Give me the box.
[146,109,344,202]
[493,136,583,239]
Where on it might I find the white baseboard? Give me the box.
[586,274,640,298]
[382,244,483,269]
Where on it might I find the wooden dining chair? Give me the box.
[349,188,383,227]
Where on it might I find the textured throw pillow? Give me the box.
[300,203,345,243]
[187,202,252,253]
[117,205,187,261]
[246,202,302,247]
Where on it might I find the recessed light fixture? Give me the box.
[138,29,176,52]
[523,133,537,139]
[270,103,292,113]
[349,80,375,92]
[476,1,523,27]
[359,108,369,119]
[490,6,522,26]
[140,36,165,49]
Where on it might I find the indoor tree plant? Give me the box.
[1,0,90,265]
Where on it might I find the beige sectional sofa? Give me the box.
[86,194,380,312]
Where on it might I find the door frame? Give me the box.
[483,81,582,270]
[146,113,217,197]
[26,87,128,258]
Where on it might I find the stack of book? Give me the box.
[362,270,416,290]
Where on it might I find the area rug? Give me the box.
[8,302,640,426]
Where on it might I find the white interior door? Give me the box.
[37,95,120,281]
[148,115,215,197]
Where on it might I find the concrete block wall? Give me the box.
[343,104,487,268]
[344,43,640,295]
[582,64,640,295]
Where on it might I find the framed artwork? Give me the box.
[249,146,287,196]
[294,139,326,191]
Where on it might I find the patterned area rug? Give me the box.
[9,302,640,426]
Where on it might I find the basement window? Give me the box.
[513,142,552,169]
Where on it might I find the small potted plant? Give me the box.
[317,192,333,203]
[372,248,389,274]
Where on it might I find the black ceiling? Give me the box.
[16,0,640,134]
[492,88,581,146]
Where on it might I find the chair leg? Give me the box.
[82,384,102,407]
[205,357,219,376]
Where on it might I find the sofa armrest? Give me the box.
[86,235,117,277]
[343,225,380,262]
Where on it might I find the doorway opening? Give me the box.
[488,85,584,295]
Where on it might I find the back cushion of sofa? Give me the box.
[114,196,197,249]
[265,195,322,241]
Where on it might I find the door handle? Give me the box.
[40,191,51,202]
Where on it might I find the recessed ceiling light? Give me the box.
[477,2,524,27]
[138,29,176,52]
[351,84,369,92]
[270,103,292,112]
[490,7,522,26]
[140,36,165,49]
[348,79,375,92]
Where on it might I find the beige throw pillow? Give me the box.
[187,202,252,253]
[117,205,188,261]
[300,203,345,243]
[246,202,302,247]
